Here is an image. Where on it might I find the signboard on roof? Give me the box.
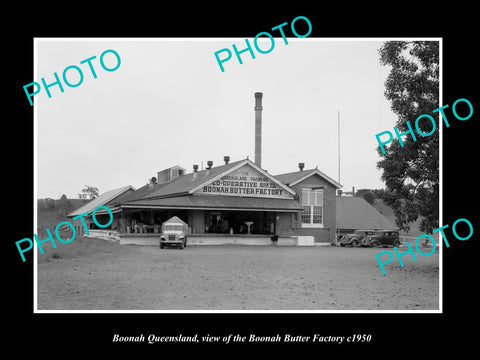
[196,164,294,199]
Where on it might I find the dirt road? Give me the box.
[36,238,439,311]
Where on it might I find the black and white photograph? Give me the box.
[6,5,478,354]
[32,37,442,312]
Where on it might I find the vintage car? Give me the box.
[339,230,376,247]
[159,216,188,249]
[366,230,400,248]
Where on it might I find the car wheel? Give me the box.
[160,243,164,249]
[351,240,359,247]
[340,243,345,247]
[370,240,379,248]
[393,240,400,247]
[184,238,187,247]
[179,243,184,250]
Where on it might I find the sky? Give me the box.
[35,38,401,199]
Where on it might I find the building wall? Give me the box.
[291,227,334,243]
[275,212,294,235]
[111,174,337,242]
[74,217,94,236]
[189,210,205,234]
[289,174,337,243]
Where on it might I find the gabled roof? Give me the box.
[119,159,245,203]
[121,158,296,204]
[275,168,342,189]
[113,180,172,204]
[67,185,135,217]
[188,158,296,197]
[336,196,396,230]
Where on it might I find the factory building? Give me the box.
[68,92,342,245]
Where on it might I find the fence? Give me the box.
[84,229,120,242]
[399,235,439,249]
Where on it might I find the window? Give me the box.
[301,188,323,227]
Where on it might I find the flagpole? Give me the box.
[336,110,341,245]
[338,110,340,184]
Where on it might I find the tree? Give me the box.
[78,192,87,200]
[78,185,99,200]
[377,41,439,233]
[58,194,71,216]
[44,197,55,209]
[355,189,376,205]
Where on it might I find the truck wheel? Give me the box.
[160,243,164,249]
[351,240,359,247]
[179,243,184,250]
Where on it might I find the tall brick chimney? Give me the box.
[254,92,263,167]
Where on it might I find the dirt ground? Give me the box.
[36,237,439,311]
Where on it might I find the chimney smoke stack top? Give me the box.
[299,163,305,171]
[207,161,213,169]
[254,92,263,167]
[254,92,263,110]
[224,156,230,164]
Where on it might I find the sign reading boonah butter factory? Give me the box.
[197,164,294,199]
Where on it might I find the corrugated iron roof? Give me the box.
[117,159,245,204]
[146,159,245,199]
[121,194,303,212]
[67,185,134,217]
[336,196,396,230]
[86,161,341,215]
[119,158,297,204]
